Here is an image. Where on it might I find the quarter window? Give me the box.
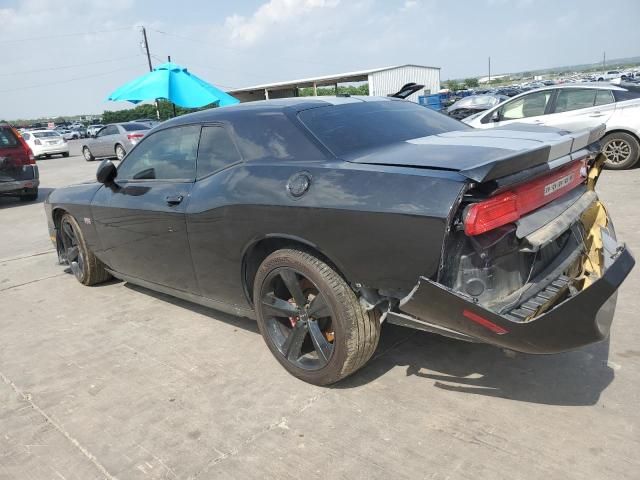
[197,126,242,178]
[116,125,200,181]
[554,89,597,113]
[500,90,553,120]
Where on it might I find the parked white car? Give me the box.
[21,130,69,158]
[597,71,621,82]
[463,83,640,169]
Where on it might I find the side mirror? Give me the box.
[96,159,117,184]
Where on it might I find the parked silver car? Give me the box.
[81,122,151,161]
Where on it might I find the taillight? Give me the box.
[464,160,585,236]
[10,126,36,165]
[127,133,144,141]
[34,139,42,145]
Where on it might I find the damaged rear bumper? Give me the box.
[397,205,635,354]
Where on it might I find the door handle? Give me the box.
[165,194,184,206]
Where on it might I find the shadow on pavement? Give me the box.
[338,323,614,406]
[122,281,614,406]
[0,187,54,209]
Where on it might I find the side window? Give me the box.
[104,126,119,136]
[499,90,553,120]
[595,90,615,106]
[553,89,597,113]
[197,126,242,178]
[116,125,200,181]
[228,112,326,161]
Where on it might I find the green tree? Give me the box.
[102,100,218,123]
[444,80,462,91]
[464,77,479,88]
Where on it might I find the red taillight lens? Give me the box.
[127,133,144,140]
[464,160,585,236]
[10,126,36,165]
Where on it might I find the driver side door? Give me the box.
[91,125,202,293]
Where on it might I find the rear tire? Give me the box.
[59,213,112,286]
[82,147,95,162]
[602,132,640,170]
[115,144,126,161]
[254,248,380,385]
[62,152,70,158]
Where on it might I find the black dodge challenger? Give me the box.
[45,97,634,385]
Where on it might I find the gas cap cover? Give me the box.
[287,172,312,198]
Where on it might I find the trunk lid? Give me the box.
[346,123,605,183]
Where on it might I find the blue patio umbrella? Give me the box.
[107,62,239,108]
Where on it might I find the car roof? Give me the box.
[29,129,59,133]
[159,96,397,129]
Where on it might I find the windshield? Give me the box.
[33,131,61,138]
[122,123,151,131]
[298,100,468,156]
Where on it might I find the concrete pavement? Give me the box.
[1,143,639,479]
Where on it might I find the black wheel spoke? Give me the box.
[282,321,308,361]
[280,270,307,307]
[66,246,79,262]
[62,221,74,240]
[307,294,330,319]
[262,292,298,318]
[308,319,333,363]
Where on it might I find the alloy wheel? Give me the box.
[60,218,84,281]
[115,145,126,160]
[260,267,335,370]
[83,147,92,161]
[603,139,631,165]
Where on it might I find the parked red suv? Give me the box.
[0,124,39,201]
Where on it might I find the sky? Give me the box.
[1,0,639,119]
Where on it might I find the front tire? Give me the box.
[62,152,70,158]
[602,132,640,170]
[59,213,111,286]
[254,249,380,385]
[82,147,95,162]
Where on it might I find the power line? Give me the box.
[0,55,142,77]
[0,26,133,44]
[0,64,143,94]
[148,27,352,72]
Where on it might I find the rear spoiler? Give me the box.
[459,124,606,183]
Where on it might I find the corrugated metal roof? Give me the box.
[228,64,440,93]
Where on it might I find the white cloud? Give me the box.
[224,0,340,45]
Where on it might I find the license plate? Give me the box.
[544,173,574,196]
[47,140,57,145]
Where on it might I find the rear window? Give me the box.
[33,131,61,138]
[122,123,151,131]
[298,101,468,156]
[0,127,19,147]
[613,88,640,102]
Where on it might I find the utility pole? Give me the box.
[141,26,160,120]
[603,51,606,72]
[488,56,491,85]
[168,55,176,118]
